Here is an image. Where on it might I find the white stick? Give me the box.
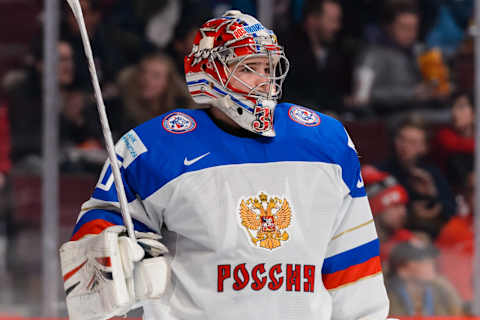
[66,0,136,241]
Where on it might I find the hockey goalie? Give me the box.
[60,8,390,320]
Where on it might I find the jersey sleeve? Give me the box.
[70,130,161,241]
[322,129,389,319]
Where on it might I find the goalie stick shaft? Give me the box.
[66,0,136,241]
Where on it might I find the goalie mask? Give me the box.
[184,10,290,137]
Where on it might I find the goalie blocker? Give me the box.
[60,226,170,320]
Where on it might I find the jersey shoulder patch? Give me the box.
[116,129,148,168]
[287,105,321,127]
[162,111,197,134]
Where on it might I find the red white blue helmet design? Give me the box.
[184,10,289,137]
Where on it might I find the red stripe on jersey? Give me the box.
[70,219,115,241]
[63,259,87,282]
[322,256,381,290]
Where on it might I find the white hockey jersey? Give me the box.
[69,103,389,319]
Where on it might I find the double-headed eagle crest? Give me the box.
[239,193,292,250]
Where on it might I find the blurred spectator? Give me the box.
[379,115,456,239]
[7,41,76,172]
[424,0,473,59]
[165,9,211,76]
[436,170,474,309]
[433,91,474,191]
[107,0,212,52]
[282,0,353,112]
[99,0,159,71]
[339,0,438,45]
[146,0,211,53]
[268,0,297,40]
[145,0,183,49]
[361,165,414,269]
[62,0,124,89]
[337,0,383,42]
[107,53,196,138]
[349,0,446,114]
[105,0,169,33]
[60,88,106,173]
[386,240,463,316]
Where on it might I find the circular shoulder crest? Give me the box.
[288,105,321,127]
[162,112,197,134]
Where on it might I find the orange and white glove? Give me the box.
[60,226,169,320]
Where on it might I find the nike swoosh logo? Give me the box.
[184,152,210,166]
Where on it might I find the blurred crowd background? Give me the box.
[0,0,477,317]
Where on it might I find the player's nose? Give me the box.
[252,75,270,94]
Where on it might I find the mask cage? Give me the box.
[211,41,290,102]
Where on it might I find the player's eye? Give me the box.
[240,66,253,73]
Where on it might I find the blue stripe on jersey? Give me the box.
[321,239,380,274]
[93,103,366,202]
[72,209,153,236]
[100,165,112,186]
